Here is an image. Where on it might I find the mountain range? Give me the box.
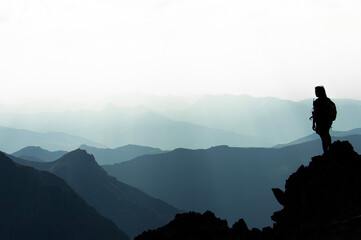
[10,144,164,165]
[9,149,181,238]
[103,134,361,229]
[0,151,129,240]
[79,144,165,165]
[0,107,268,149]
[3,94,361,149]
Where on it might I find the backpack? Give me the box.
[325,98,337,122]
[311,98,337,122]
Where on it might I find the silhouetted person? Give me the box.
[311,86,337,153]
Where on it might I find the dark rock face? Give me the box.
[135,210,274,240]
[135,141,361,240]
[272,140,361,239]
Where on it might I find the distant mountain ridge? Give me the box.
[0,105,270,149]
[274,128,361,148]
[0,125,105,153]
[12,146,67,162]
[113,111,268,149]
[10,149,181,238]
[0,152,129,240]
[79,144,164,165]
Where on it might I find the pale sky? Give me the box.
[1,0,361,104]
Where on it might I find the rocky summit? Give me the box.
[135,141,361,240]
[272,140,361,240]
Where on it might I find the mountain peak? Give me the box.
[23,145,42,150]
[12,145,45,154]
[12,146,67,162]
[61,148,94,161]
[51,148,103,178]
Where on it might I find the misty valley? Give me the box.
[2,95,361,239]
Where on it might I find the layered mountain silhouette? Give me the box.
[12,146,67,162]
[10,149,180,238]
[0,125,104,153]
[11,144,164,165]
[79,144,164,165]
[0,152,129,240]
[135,141,361,239]
[3,95,361,148]
[104,135,361,229]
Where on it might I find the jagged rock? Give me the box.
[272,141,361,239]
[271,188,285,206]
[135,211,232,240]
[231,218,249,238]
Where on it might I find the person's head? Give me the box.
[315,86,327,98]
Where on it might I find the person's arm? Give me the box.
[312,117,316,131]
[312,99,316,131]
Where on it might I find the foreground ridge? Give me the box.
[272,140,361,239]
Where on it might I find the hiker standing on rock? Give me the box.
[310,86,337,153]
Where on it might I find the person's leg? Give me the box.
[320,132,331,153]
[326,131,331,151]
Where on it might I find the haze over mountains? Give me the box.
[10,144,165,165]
[79,144,164,165]
[0,125,104,153]
[12,146,67,162]
[0,106,267,149]
[2,94,361,150]
[165,95,361,144]
[274,128,361,148]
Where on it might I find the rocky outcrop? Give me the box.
[135,211,269,240]
[272,140,361,239]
